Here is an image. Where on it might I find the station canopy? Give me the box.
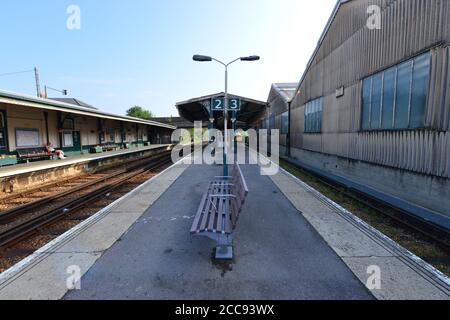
[176,93,267,130]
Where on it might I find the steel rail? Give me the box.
[0,154,172,248]
[0,151,171,222]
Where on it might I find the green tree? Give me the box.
[126,106,154,119]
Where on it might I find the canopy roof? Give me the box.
[176,92,267,129]
[0,89,175,130]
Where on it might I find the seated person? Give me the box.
[45,143,67,160]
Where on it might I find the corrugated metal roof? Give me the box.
[176,92,267,128]
[0,89,176,130]
[49,98,98,110]
[296,0,351,93]
[269,83,298,103]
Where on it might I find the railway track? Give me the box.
[0,150,171,210]
[280,158,450,252]
[0,151,173,249]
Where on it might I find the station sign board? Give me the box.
[211,98,241,111]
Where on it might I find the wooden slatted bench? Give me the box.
[190,164,249,260]
[101,143,119,152]
[17,147,54,163]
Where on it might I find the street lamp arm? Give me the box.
[210,57,227,67]
[225,57,242,67]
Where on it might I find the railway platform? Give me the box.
[0,144,172,195]
[0,152,449,300]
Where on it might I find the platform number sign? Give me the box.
[211,98,241,111]
[229,98,241,111]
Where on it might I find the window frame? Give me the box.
[15,128,40,148]
[360,51,431,132]
[62,131,74,148]
[281,111,289,135]
[304,97,323,134]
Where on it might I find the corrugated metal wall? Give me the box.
[267,87,289,146]
[289,0,450,178]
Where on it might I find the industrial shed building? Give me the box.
[0,90,175,165]
[264,83,298,155]
[265,0,450,219]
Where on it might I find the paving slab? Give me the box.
[65,164,374,300]
[0,159,189,300]
[343,257,450,300]
[270,168,450,300]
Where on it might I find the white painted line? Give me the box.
[0,153,192,285]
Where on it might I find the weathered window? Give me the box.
[381,67,396,129]
[370,73,382,129]
[362,51,431,130]
[362,78,372,130]
[16,128,40,148]
[63,132,74,147]
[281,112,289,134]
[394,61,412,129]
[410,53,431,128]
[304,97,323,133]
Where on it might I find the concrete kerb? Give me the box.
[0,154,192,287]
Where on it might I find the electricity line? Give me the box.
[0,70,34,77]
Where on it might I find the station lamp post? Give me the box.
[44,86,68,98]
[193,54,260,176]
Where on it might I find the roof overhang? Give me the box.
[0,89,176,130]
[176,92,267,129]
[268,83,298,104]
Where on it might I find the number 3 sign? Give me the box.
[211,98,241,111]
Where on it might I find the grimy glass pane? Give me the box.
[371,72,382,130]
[382,67,396,129]
[394,61,412,129]
[318,98,323,132]
[362,77,372,130]
[410,52,431,128]
[282,112,288,134]
[304,103,309,133]
[308,103,312,133]
[312,102,317,132]
[315,100,319,132]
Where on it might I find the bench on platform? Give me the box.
[190,164,249,260]
[16,147,53,163]
[101,143,119,152]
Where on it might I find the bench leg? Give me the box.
[215,234,233,260]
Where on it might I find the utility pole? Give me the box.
[34,67,41,98]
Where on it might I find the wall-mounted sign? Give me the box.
[211,98,241,111]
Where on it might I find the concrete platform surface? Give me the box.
[64,163,374,300]
[0,153,448,300]
[0,144,170,178]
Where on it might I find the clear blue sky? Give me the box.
[0,0,337,117]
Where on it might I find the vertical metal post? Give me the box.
[287,100,291,157]
[223,67,229,176]
[44,112,49,145]
[34,67,41,98]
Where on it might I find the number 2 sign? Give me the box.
[211,98,241,111]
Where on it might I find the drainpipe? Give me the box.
[98,119,103,145]
[57,111,62,148]
[44,112,49,145]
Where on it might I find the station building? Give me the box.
[264,0,450,218]
[0,90,175,166]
